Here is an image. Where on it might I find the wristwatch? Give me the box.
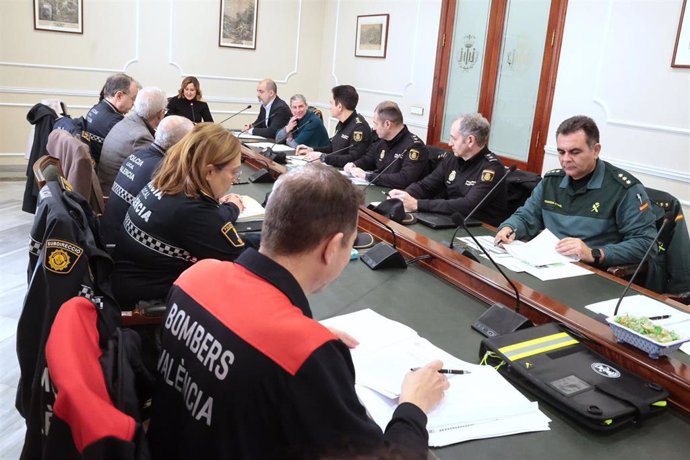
[591,248,602,265]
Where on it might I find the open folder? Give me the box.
[320,309,550,447]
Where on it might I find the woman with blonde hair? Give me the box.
[112,123,247,307]
[166,76,214,123]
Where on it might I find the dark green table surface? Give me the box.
[234,165,690,458]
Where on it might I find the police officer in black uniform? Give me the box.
[344,101,429,189]
[84,73,139,163]
[389,113,509,226]
[298,85,373,167]
[112,124,249,308]
[100,115,193,244]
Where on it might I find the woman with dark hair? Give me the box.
[166,76,214,123]
[112,123,247,307]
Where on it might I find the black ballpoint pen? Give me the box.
[410,367,471,375]
[649,315,671,320]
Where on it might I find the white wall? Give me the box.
[546,0,690,218]
[2,0,688,223]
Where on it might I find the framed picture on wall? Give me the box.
[219,0,258,49]
[672,0,690,67]
[33,0,83,34]
[355,14,389,58]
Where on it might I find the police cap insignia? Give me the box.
[409,149,419,161]
[481,169,495,182]
[353,131,363,142]
[221,222,245,248]
[44,239,83,274]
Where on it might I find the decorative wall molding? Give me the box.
[544,146,690,184]
[0,0,140,73]
[331,0,421,98]
[592,0,690,136]
[0,86,98,98]
[168,0,303,84]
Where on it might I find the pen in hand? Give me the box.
[411,367,471,375]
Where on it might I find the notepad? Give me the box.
[320,309,551,446]
[236,195,265,223]
[504,228,578,267]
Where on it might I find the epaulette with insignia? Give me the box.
[612,171,639,189]
[544,168,565,177]
[355,116,362,124]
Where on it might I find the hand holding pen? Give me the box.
[494,226,516,246]
[400,360,450,414]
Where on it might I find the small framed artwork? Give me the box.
[672,0,690,68]
[355,14,389,58]
[33,0,83,34]
[219,0,259,49]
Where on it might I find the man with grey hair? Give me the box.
[389,113,509,226]
[147,163,448,458]
[85,73,139,163]
[100,115,193,244]
[344,101,429,189]
[98,86,168,195]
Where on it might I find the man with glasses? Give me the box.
[84,73,140,163]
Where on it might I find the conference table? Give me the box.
[234,148,690,458]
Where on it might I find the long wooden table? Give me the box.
[237,150,690,416]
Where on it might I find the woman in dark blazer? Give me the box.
[166,76,214,123]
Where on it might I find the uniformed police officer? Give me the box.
[344,101,429,189]
[389,113,509,227]
[495,115,657,267]
[298,85,373,167]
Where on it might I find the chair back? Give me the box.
[33,155,65,190]
[506,169,542,214]
[427,145,451,172]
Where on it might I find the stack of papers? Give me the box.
[585,295,690,355]
[456,232,594,281]
[320,309,550,446]
[230,130,267,141]
[237,195,265,222]
[339,170,369,186]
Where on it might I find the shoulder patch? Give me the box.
[353,131,363,142]
[544,168,565,177]
[481,169,495,182]
[44,239,83,274]
[409,149,420,161]
[221,222,245,248]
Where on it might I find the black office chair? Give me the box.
[505,169,542,215]
[607,187,690,302]
[308,106,324,122]
[426,145,450,172]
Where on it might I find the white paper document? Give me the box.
[339,170,369,186]
[503,229,578,267]
[230,131,268,141]
[320,309,550,446]
[236,195,265,222]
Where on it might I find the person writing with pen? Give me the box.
[494,115,656,267]
[147,164,449,459]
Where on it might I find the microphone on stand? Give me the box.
[306,144,352,163]
[362,151,405,192]
[218,104,252,126]
[237,111,279,137]
[190,102,195,123]
[445,165,530,337]
[448,165,516,251]
[612,217,670,316]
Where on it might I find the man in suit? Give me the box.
[97,86,168,196]
[243,79,291,139]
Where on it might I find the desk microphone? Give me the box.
[359,205,407,270]
[448,165,530,337]
[612,217,669,316]
[190,101,195,123]
[237,111,279,136]
[218,104,252,126]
